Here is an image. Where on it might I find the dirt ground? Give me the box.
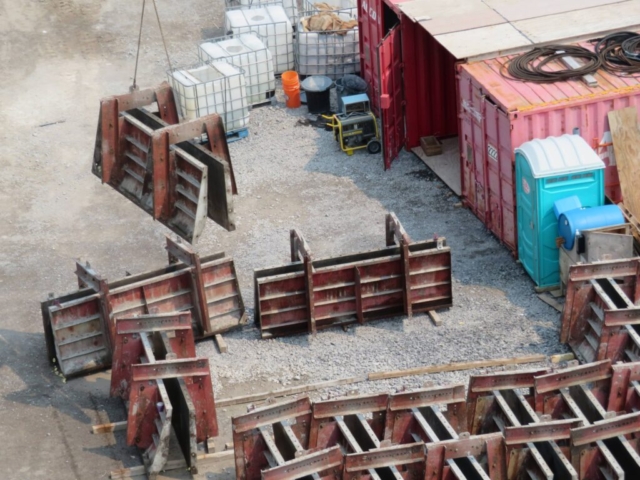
[0,1,565,479]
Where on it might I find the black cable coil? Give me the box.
[595,32,640,75]
[505,44,602,83]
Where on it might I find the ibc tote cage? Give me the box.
[224,5,295,75]
[224,0,298,23]
[167,60,250,135]
[198,33,276,107]
[294,8,360,80]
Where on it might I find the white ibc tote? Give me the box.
[236,0,298,21]
[199,34,276,107]
[295,11,360,79]
[225,6,294,74]
[168,61,250,132]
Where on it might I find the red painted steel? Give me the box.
[378,25,403,169]
[106,313,218,475]
[254,213,452,338]
[41,237,246,377]
[110,312,195,399]
[93,82,237,243]
[358,0,459,167]
[458,45,640,255]
[560,259,640,364]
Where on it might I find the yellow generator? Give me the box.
[327,94,381,156]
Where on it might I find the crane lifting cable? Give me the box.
[503,45,601,83]
[131,0,173,92]
[594,31,640,76]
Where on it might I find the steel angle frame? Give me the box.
[561,259,640,364]
[254,212,452,338]
[92,82,237,243]
[123,319,218,476]
[42,237,245,377]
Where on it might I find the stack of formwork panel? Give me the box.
[232,360,640,479]
[109,312,218,477]
[41,236,246,377]
[559,258,640,364]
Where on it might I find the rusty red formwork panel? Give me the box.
[115,313,218,476]
[92,82,237,244]
[41,236,245,377]
[233,385,491,480]
[254,212,452,338]
[560,259,640,364]
[467,369,579,479]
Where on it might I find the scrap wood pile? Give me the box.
[302,4,358,34]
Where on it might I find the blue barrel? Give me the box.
[558,205,625,249]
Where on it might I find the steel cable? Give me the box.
[595,32,640,76]
[504,45,602,83]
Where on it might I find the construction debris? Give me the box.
[254,212,452,338]
[92,82,237,243]
[42,236,245,377]
[231,360,640,480]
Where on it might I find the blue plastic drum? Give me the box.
[558,205,625,249]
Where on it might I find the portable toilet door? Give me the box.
[515,134,605,288]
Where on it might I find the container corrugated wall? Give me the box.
[358,0,458,143]
[458,51,639,256]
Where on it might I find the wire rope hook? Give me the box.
[130,0,174,93]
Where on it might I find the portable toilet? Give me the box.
[515,134,605,288]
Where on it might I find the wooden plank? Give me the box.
[609,107,640,220]
[398,0,505,35]
[428,310,443,327]
[484,0,628,22]
[537,293,564,313]
[216,376,368,407]
[550,353,576,364]
[513,2,640,44]
[110,458,186,479]
[92,420,127,434]
[367,355,546,381]
[411,142,462,196]
[215,334,228,354]
[434,23,532,60]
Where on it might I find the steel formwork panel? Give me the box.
[92,82,237,244]
[561,259,640,365]
[42,237,246,377]
[105,313,219,477]
[254,213,452,338]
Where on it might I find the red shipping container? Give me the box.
[358,0,458,169]
[458,51,636,256]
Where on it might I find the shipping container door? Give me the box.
[377,24,404,170]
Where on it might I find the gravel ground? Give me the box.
[194,83,569,401]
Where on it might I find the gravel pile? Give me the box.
[195,82,569,400]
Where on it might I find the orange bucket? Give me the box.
[282,70,301,108]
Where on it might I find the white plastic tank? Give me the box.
[168,61,250,132]
[199,34,276,107]
[296,11,360,79]
[237,0,298,22]
[225,6,294,74]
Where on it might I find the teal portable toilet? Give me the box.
[516,134,605,288]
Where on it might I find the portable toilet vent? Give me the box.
[515,134,605,288]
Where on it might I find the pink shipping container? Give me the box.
[458,51,636,256]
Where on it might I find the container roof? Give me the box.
[515,134,605,178]
[459,39,640,112]
[396,0,640,60]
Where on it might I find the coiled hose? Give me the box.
[505,44,602,83]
